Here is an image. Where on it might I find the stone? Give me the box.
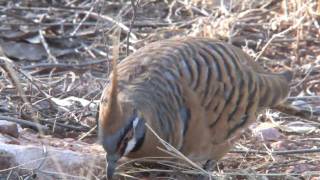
[0,120,19,138]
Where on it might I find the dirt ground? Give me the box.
[0,0,320,179]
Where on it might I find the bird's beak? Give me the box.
[106,154,119,179]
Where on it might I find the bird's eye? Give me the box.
[117,128,134,155]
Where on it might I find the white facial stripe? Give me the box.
[132,117,139,128]
[124,137,136,155]
[124,117,140,155]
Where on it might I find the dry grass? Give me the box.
[0,0,319,179]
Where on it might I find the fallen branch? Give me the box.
[273,104,320,123]
[230,148,320,155]
[0,115,50,133]
[22,59,108,71]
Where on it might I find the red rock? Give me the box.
[251,123,283,141]
[0,120,19,138]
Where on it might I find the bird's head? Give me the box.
[98,56,146,179]
[98,95,146,179]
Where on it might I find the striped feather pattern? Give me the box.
[99,37,292,176]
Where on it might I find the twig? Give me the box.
[1,5,137,40]
[165,0,177,24]
[126,0,138,56]
[40,118,91,132]
[36,170,88,180]
[78,125,97,140]
[89,12,138,41]
[145,123,212,178]
[288,96,320,101]
[0,115,49,133]
[292,65,314,89]
[230,148,320,155]
[254,15,306,61]
[70,4,95,36]
[0,156,48,173]
[22,59,108,70]
[10,66,53,103]
[34,146,48,172]
[1,63,93,133]
[273,104,320,123]
[38,19,58,63]
[0,50,30,107]
[176,0,210,16]
[222,171,320,177]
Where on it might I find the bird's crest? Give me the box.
[100,29,121,132]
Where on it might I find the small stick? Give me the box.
[0,50,30,107]
[70,4,95,36]
[126,0,138,56]
[145,124,212,178]
[22,59,108,70]
[255,15,305,61]
[0,115,49,133]
[230,148,320,155]
[273,104,320,123]
[38,23,58,63]
[78,125,97,140]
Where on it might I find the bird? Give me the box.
[98,37,292,179]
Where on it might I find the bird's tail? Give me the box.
[258,70,293,108]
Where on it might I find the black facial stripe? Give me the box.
[118,136,128,156]
[131,118,146,152]
[117,110,138,150]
